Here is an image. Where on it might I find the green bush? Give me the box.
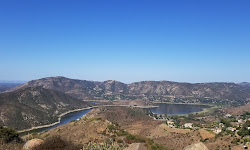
[145,138,169,150]
[133,135,145,143]
[89,117,102,122]
[237,121,250,137]
[231,138,240,144]
[220,118,232,127]
[116,130,129,136]
[0,126,22,143]
[126,134,135,141]
[150,143,169,150]
[107,124,115,131]
[125,134,145,143]
[117,139,123,143]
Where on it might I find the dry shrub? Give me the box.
[35,136,81,150]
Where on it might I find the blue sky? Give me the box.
[0,0,249,83]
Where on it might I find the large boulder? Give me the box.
[23,138,44,150]
[183,142,209,150]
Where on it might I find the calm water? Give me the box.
[20,109,92,136]
[148,103,210,115]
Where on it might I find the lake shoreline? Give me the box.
[101,104,158,108]
[149,102,216,116]
[152,101,215,106]
[17,104,157,134]
[17,107,94,134]
[17,103,213,134]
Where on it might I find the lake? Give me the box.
[148,103,211,115]
[19,109,92,136]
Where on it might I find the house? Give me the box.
[167,121,175,125]
[238,119,244,124]
[213,128,222,134]
[195,117,205,120]
[225,114,232,118]
[184,123,193,128]
[219,123,225,128]
[226,127,236,132]
[167,121,175,127]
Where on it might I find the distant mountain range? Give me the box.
[0,83,22,93]
[8,76,250,104]
[239,82,250,87]
[0,86,89,130]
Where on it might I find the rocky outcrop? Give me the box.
[23,138,44,150]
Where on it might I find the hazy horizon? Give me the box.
[0,75,249,85]
[1,0,249,83]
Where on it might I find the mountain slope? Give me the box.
[9,77,250,104]
[0,86,89,130]
[9,77,128,100]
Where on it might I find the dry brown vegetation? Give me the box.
[16,106,244,150]
[0,143,23,150]
[225,103,250,115]
[39,117,111,144]
[85,106,242,150]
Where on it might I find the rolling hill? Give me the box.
[0,86,89,130]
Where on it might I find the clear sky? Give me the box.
[0,0,249,83]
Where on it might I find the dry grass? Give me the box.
[225,103,250,115]
[34,106,242,150]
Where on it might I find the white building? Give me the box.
[225,114,232,118]
[167,121,175,127]
[167,121,175,125]
[238,119,244,123]
[219,123,225,128]
[226,127,236,132]
[213,128,222,134]
[184,123,193,128]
